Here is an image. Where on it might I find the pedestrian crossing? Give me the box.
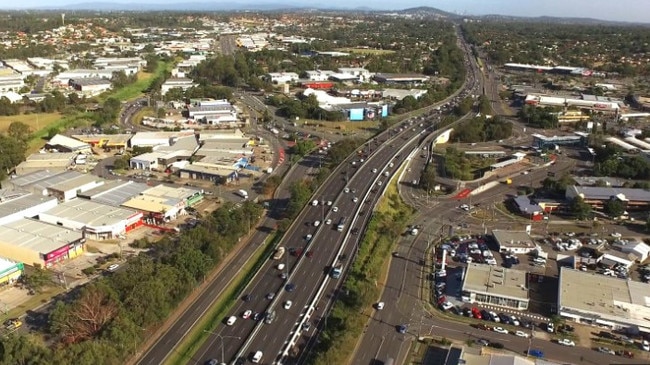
[480,303,549,322]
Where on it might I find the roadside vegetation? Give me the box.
[0,202,263,364]
[305,168,414,365]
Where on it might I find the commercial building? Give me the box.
[489,153,527,171]
[0,218,85,268]
[161,77,196,95]
[512,196,544,221]
[0,74,24,92]
[0,190,58,226]
[565,185,650,210]
[39,199,142,240]
[337,67,372,81]
[558,267,650,333]
[373,73,429,84]
[71,134,132,150]
[129,131,195,148]
[45,134,92,154]
[129,152,166,170]
[0,258,24,288]
[382,88,428,100]
[121,185,202,222]
[68,78,112,95]
[531,133,588,149]
[304,70,335,81]
[462,263,529,310]
[11,170,103,202]
[187,102,238,125]
[492,230,537,254]
[525,94,622,112]
[15,152,77,175]
[78,180,149,207]
[265,72,299,84]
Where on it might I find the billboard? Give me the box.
[349,108,364,121]
[381,105,388,117]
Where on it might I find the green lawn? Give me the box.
[103,60,173,102]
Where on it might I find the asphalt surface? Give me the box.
[136,150,318,365]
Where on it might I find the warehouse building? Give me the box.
[71,134,132,150]
[462,263,529,310]
[121,185,202,223]
[68,78,112,95]
[45,134,92,154]
[0,258,24,288]
[15,152,77,175]
[0,190,58,226]
[532,133,588,149]
[16,171,105,202]
[39,199,142,240]
[492,230,537,254]
[129,152,166,170]
[0,218,85,268]
[129,130,195,148]
[161,77,196,95]
[558,268,650,333]
[373,73,429,84]
[77,180,149,207]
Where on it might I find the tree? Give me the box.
[603,199,625,217]
[569,196,592,220]
[419,166,436,192]
[7,121,32,145]
[49,282,120,343]
[290,140,316,157]
[0,134,28,180]
[23,266,52,293]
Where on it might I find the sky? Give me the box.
[2,0,649,23]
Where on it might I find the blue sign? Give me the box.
[381,105,388,117]
[349,108,364,121]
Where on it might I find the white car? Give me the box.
[514,331,529,338]
[313,220,321,227]
[558,339,575,347]
[327,201,332,206]
[352,197,359,203]
[226,316,237,326]
[305,234,312,241]
[440,302,454,311]
[284,301,292,310]
[325,219,332,225]
[107,264,120,272]
[277,263,285,270]
[376,302,385,310]
[377,181,382,186]
[510,316,520,326]
[312,200,319,206]
[492,327,509,334]
[642,340,650,351]
[344,188,350,193]
[242,310,252,319]
[332,206,339,212]
[372,168,377,173]
[489,311,500,322]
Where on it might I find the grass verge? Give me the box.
[104,60,172,102]
[305,167,415,365]
[165,233,278,365]
[0,112,61,134]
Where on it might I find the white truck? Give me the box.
[237,189,249,199]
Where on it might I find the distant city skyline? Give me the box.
[1,0,649,24]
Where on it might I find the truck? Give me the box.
[273,247,285,260]
[330,264,342,279]
[237,189,249,199]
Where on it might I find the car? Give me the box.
[311,200,319,206]
[3,318,22,330]
[277,263,285,270]
[546,322,554,333]
[327,201,332,206]
[226,316,237,326]
[372,168,377,173]
[306,251,313,258]
[615,350,634,358]
[492,327,509,334]
[598,347,615,355]
[509,316,520,326]
[344,188,350,193]
[514,331,529,338]
[107,264,120,272]
[302,322,311,331]
[285,283,296,292]
[643,340,650,351]
[440,301,454,311]
[266,292,275,300]
[376,302,385,310]
[397,324,407,334]
[206,359,219,365]
[242,310,252,319]
[352,197,359,203]
[332,206,339,212]
[253,312,263,321]
[528,349,544,358]
[489,311,500,322]
[476,339,490,346]
[280,272,288,280]
[252,350,263,363]
[242,294,253,302]
[305,234,313,241]
[325,219,332,225]
[475,323,490,331]
[284,300,292,309]
[313,220,321,227]
[558,338,575,347]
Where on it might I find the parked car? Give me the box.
[528,349,544,358]
[514,330,530,338]
[597,347,615,355]
[492,327,509,334]
[558,339,575,347]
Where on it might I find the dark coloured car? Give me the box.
[397,324,407,334]
[528,349,544,358]
[205,360,219,365]
[242,294,253,302]
[285,283,296,292]
[253,312,263,321]
[615,350,634,358]
[489,342,505,349]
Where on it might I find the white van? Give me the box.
[252,351,263,363]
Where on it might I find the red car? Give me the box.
[306,251,313,258]
[471,307,482,319]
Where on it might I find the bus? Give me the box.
[337,217,347,232]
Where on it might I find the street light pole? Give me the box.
[203,331,241,364]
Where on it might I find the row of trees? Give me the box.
[451,116,513,143]
[593,144,650,180]
[0,122,31,181]
[267,94,346,122]
[0,201,263,364]
[518,104,560,129]
[443,146,480,181]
